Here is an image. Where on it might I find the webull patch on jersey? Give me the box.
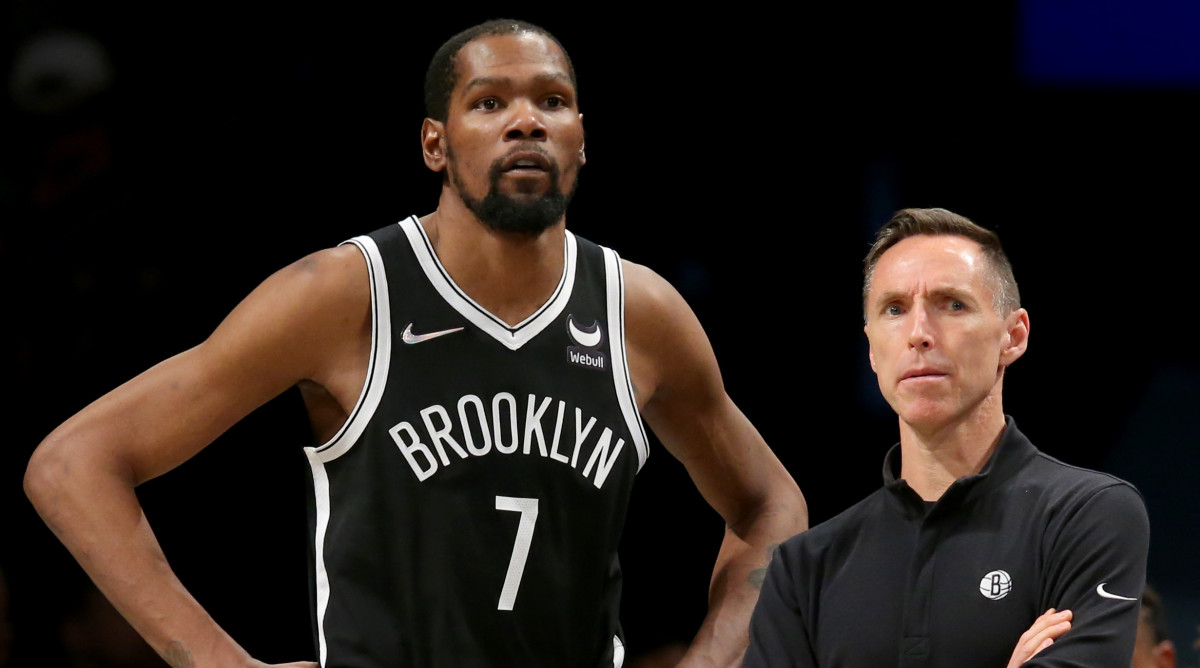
[567,348,606,370]
[566,315,606,370]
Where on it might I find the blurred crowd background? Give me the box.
[2,2,1197,666]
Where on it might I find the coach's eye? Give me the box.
[949,300,965,311]
[886,305,903,316]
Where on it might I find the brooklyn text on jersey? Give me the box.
[389,391,630,487]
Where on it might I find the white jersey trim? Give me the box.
[305,451,332,667]
[308,235,392,462]
[604,249,649,471]
[400,216,578,351]
[303,234,392,667]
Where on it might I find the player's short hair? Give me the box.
[424,19,578,123]
[1140,584,1171,645]
[863,207,1020,319]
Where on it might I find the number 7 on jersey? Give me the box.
[495,496,539,611]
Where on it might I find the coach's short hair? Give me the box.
[424,19,577,123]
[862,207,1020,319]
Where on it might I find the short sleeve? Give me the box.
[1025,483,1150,666]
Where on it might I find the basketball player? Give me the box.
[744,208,1148,666]
[24,19,807,668]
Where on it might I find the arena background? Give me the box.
[2,2,1197,665]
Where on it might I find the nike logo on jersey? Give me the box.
[1096,583,1137,601]
[402,323,464,345]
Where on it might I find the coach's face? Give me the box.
[422,32,585,230]
[865,235,1029,431]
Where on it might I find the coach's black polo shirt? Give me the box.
[745,417,1149,667]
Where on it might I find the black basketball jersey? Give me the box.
[304,216,649,668]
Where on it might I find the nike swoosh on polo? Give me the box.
[1096,583,1137,601]
[402,323,464,345]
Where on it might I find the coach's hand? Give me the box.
[1007,608,1072,667]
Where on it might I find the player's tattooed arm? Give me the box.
[748,543,781,589]
[162,641,194,667]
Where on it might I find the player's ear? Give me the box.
[999,308,1030,367]
[422,118,446,172]
[578,113,586,165]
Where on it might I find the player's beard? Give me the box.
[448,148,578,237]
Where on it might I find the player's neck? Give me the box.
[421,200,567,327]
[897,392,1007,502]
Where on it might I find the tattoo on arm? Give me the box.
[295,255,321,273]
[747,543,781,589]
[162,641,194,668]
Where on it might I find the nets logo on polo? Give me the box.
[566,314,606,370]
[979,570,1012,600]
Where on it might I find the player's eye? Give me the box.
[475,98,500,111]
[544,96,565,109]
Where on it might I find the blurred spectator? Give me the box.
[1133,585,1176,668]
[8,29,116,211]
[9,30,114,116]
[1193,622,1199,664]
